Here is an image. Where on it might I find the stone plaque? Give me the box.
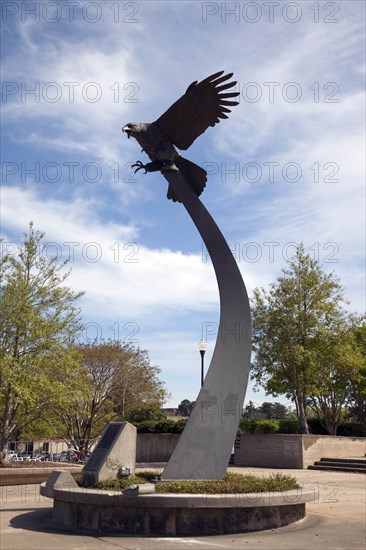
[98,423,121,449]
[80,421,136,487]
[82,450,104,473]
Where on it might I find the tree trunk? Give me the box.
[0,438,8,465]
[294,390,309,434]
[322,409,339,436]
[0,395,13,465]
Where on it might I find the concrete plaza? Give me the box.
[0,466,365,550]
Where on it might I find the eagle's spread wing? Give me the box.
[153,71,239,151]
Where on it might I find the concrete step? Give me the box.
[308,464,366,473]
[319,457,366,466]
[308,457,366,473]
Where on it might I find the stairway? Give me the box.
[308,457,366,473]
[229,436,241,465]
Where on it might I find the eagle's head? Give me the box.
[122,122,148,139]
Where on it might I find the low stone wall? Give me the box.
[234,435,303,468]
[40,471,315,535]
[136,434,180,462]
[234,434,366,468]
[0,466,82,486]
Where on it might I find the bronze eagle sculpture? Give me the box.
[122,71,239,202]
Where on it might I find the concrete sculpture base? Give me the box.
[40,471,314,536]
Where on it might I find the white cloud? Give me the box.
[2,186,219,320]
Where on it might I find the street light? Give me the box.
[198,340,207,387]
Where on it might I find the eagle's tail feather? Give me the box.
[167,157,207,202]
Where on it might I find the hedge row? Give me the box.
[133,417,365,436]
[238,418,365,436]
[133,418,188,434]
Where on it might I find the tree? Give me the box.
[0,224,86,463]
[346,325,366,431]
[177,399,196,417]
[242,401,263,420]
[242,401,289,420]
[307,322,364,434]
[260,402,288,420]
[46,341,169,450]
[123,407,167,423]
[251,243,360,434]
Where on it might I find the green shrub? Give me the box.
[93,474,148,491]
[306,418,365,436]
[94,471,300,494]
[238,416,364,436]
[153,419,177,433]
[279,419,299,434]
[135,418,186,433]
[136,420,157,433]
[238,418,256,434]
[238,418,283,434]
[156,472,299,494]
[336,422,365,437]
[253,419,280,433]
[155,472,299,494]
[307,418,328,435]
[171,418,188,433]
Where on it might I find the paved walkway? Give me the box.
[0,466,365,550]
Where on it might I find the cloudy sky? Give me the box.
[1,0,365,408]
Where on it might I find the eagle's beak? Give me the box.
[122,125,131,138]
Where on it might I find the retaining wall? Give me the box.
[136,433,180,462]
[234,434,366,468]
[0,466,82,486]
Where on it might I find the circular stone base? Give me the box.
[40,482,315,536]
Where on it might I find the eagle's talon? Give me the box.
[132,161,147,174]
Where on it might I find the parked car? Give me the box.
[19,453,32,461]
[7,451,18,461]
[30,454,43,461]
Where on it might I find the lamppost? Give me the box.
[198,340,207,387]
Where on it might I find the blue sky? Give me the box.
[1,0,365,409]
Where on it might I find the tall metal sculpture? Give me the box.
[122,71,251,479]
